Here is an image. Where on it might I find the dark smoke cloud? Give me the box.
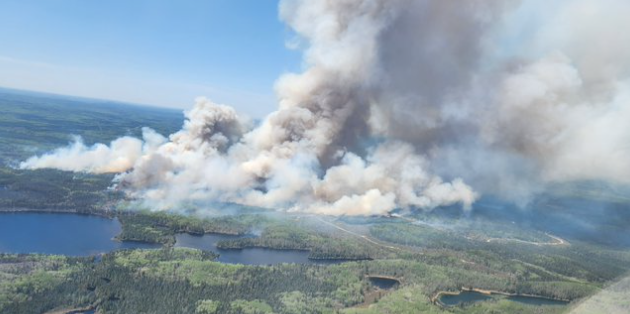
[21,0,630,215]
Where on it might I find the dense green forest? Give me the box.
[0,247,596,314]
[0,88,182,164]
[1,175,629,313]
[0,167,121,215]
[115,211,267,245]
[3,204,629,313]
[1,183,629,313]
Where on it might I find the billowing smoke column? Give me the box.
[21,0,630,215]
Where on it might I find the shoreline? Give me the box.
[44,305,96,314]
[431,286,571,307]
[0,207,114,218]
[0,210,361,262]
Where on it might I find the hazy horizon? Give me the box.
[0,85,190,113]
[0,0,301,118]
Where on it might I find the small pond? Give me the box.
[368,277,399,289]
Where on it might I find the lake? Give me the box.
[0,213,160,256]
[0,213,344,265]
[368,277,399,289]
[438,290,569,307]
[175,233,346,265]
[439,291,492,306]
[68,310,95,314]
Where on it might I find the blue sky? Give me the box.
[0,0,301,117]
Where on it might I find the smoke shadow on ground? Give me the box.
[430,188,630,248]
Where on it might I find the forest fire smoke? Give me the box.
[21,0,630,215]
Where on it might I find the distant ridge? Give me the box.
[0,85,180,113]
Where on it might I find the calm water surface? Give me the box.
[0,213,346,265]
[439,291,569,307]
[0,213,160,256]
[439,291,492,306]
[68,310,95,314]
[175,233,347,265]
[368,277,399,289]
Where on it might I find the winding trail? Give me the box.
[485,233,570,246]
[313,217,416,254]
[392,214,570,247]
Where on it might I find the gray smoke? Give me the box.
[21,0,630,215]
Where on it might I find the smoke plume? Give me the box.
[21,0,630,215]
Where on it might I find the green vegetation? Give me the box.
[216,221,381,260]
[1,187,627,313]
[114,210,270,245]
[1,248,365,313]
[371,222,630,285]
[1,247,602,314]
[114,210,383,260]
[0,167,121,215]
[345,286,568,314]
[230,299,275,314]
[1,199,626,313]
[196,300,220,314]
[0,88,182,164]
[0,254,92,313]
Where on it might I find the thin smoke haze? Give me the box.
[21,0,630,215]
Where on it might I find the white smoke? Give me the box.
[20,0,630,215]
[20,128,166,173]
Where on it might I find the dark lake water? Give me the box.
[0,213,346,265]
[0,213,160,256]
[175,233,346,265]
[68,310,95,314]
[439,291,492,306]
[368,277,399,289]
[438,291,569,307]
